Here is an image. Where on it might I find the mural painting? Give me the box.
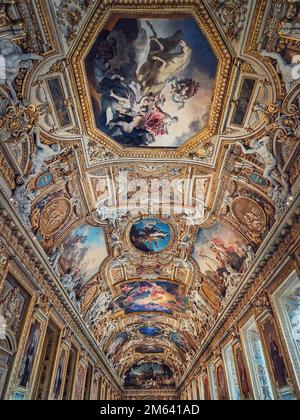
[53,350,66,400]
[203,374,211,400]
[260,317,288,388]
[216,364,229,400]
[193,222,246,294]
[18,321,41,388]
[234,346,251,400]
[106,332,129,358]
[74,363,86,400]
[170,331,190,354]
[58,224,107,289]
[139,326,162,337]
[135,346,164,354]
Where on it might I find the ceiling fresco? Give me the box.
[0,0,300,393]
[84,16,217,148]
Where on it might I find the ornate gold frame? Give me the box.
[69,0,232,158]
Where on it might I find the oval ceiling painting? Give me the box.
[85,17,217,148]
[130,218,171,253]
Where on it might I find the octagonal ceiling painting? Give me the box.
[84,16,218,148]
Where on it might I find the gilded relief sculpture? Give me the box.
[0,0,299,402]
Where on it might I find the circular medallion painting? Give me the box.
[130,218,171,253]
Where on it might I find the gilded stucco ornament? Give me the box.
[0,103,40,140]
[54,0,96,45]
[0,39,42,105]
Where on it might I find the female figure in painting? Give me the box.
[19,325,39,387]
[137,21,192,96]
[217,365,228,400]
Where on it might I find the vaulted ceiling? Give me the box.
[0,0,299,391]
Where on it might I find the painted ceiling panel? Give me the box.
[84,16,218,149]
[1,0,299,393]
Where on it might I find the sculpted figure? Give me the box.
[85,290,112,328]
[0,288,19,325]
[48,247,61,276]
[12,130,63,226]
[30,130,62,177]
[268,174,291,220]
[190,290,211,314]
[12,183,37,227]
[99,318,118,346]
[181,317,198,338]
[224,265,243,290]
[0,40,42,103]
